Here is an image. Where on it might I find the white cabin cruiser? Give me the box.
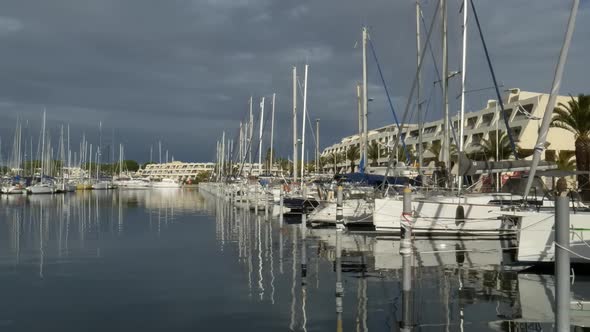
[151,178,181,188]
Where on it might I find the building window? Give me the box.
[481,113,494,127]
[502,108,513,122]
[472,133,484,145]
[424,126,437,135]
[467,117,478,129]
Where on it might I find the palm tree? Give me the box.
[328,152,341,174]
[556,150,576,171]
[473,131,513,161]
[319,156,329,173]
[346,145,360,173]
[427,141,442,162]
[367,141,380,166]
[551,94,590,199]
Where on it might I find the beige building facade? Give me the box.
[321,89,575,173]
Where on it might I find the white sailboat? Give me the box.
[92,122,111,190]
[1,119,25,194]
[502,0,589,264]
[27,111,56,194]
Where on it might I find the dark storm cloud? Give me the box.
[0,0,587,162]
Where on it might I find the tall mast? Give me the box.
[270,93,276,176]
[221,131,225,179]
[97,121,102,181]
[67,124,70,169]
[249,97,253,167]
[258,98,265,176]
[239,121,243,164]
[441,0,450,186]
[457,0,468,194]
[41,110,46,179]
[300,64,309,186]
[361,27,369,173]
[89,144,92,181]
[158,140,162,164]
[268,93,277,175]
[316,119,320,175]
[357,84,362,138]
[292,66,298,183]
[523,0,579,199]
[60,125,65,180]
[416,0,424,174]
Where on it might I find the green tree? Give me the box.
[346,145,360,173]
[196,171,212,183]
[472,131,513,161]
[556,150,576,171]
[551,94,590,199]
[367,141,380,166]
[319,156,329,173]
[427,141,442,162]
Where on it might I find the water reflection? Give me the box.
[205,190,590,331]
[1,189,589,331]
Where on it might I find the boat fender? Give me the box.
[455,205,465,226]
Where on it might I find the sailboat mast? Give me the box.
[89,144,93,181]
[416,0,423,174]
[458,0,468,194]
[523,0,579,199]
[300,64,309,186]
[258,97,265,176]
[41,110,46,179]
[239,122,243,165]
[441,0,450,186]
[292,67,298,183]
[316,119,320,175]
[270,93,275,176]
[249,97,254,167]
[67,124,70,169]
[361,27,369,173]
[98,121,102,180]
[221,131,225,179]
[357,85,362,139]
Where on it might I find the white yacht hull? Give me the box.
[373,194,515,236]
[1,185,25,194]
[513,209,590,263]
[27,184,55,194]
[151,183,181,188]
[308,199,373,226]
[92,182,110,190]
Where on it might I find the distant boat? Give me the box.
[116,178,151,189]
[92,181,110,190]
[1,182,25,194]
[27,181,56,194]
[151,178,181,188]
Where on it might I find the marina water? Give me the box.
[1,189,587,331]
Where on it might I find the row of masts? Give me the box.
[216,64,313,183]
[214,0,468,185]
[0,111,166,179]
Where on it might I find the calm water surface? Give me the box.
[0,189,588,331]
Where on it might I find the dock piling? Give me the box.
[555,194,570,331]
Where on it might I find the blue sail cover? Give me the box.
[336,173,410,187]
[359,156,365,174]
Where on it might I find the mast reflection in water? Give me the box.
[0,189,589,331]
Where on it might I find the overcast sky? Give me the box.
[0,0,587,163]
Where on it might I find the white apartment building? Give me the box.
[321,89,576,173]
[138,161,215,181]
